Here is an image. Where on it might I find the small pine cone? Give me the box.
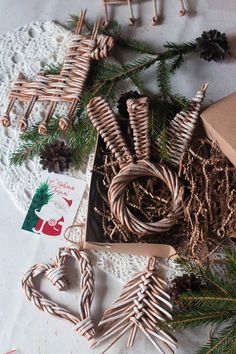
[170,273,204,305]
[117,91,144,118]
[196,29,229,62]
[39,140,73,173]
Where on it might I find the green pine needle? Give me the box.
[43,63,62,75]
[171,54,184,73]
[163,40,197,59]
[163,309,233,330]
[196,324,236,354]
[156,59,171,98]
[10,118,60,165]
[160,249,236,354]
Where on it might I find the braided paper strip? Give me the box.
[92,257,177,353]
[127,96,150,160]
[22,247,95,340]
[87,96,133,167]
[108,159,183,237]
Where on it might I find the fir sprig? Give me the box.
[160,248,236,354]
[11,118,60,165]
[156,59,171,98]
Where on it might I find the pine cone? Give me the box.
[170,273,204,305]
[196,29,229,62]
[117,91,144,118]
[39,140,73,173]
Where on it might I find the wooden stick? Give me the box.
[152,0,159,25]
[179,0,187,16]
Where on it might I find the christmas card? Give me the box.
[22,172,87,237]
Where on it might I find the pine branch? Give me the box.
[180,291,236,309]
[196,324,236,354]
[224,248,236,279]
[175,258,233,296]
[170,54,184,73]
[115,37,158,55]
[156,59,171,98]
[164,310,233,330]
[170,94,191,111]
[10,119,60,165]
[93,55,158,86]
[163,41,197,59]
[67,112,97,169]
[43,63,62,75]
[158,128,169,161]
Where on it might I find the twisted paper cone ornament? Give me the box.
[87,95,184,237]
[1,10,114,134]
[163,83,208,166]
[22,247,95,340]
[92,257,177,353]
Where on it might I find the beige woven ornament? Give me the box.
[1,10,114,134]
[162,83,208,167]
[87,95,184,237]
[22,246,95,340]
[92,257,177,353]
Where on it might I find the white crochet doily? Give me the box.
[0,21,178,284]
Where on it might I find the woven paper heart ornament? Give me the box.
[22,246,95,340]
[92,257,177,353]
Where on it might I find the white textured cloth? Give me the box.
[0,21,171,284]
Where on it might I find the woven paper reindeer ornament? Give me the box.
[22,246,96,340]
[1,10,114,134]
[92,257,177,353]
[87,95,184,237]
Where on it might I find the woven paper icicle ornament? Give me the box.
[92,257,177,353]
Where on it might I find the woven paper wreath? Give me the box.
[87,87,207,237]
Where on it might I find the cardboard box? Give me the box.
[84,138,177,258]
[201,92,236,167]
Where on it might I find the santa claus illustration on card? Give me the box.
[22,172,87,237]
[32,196,72,236]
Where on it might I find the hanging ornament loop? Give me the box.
[64,222,86,250]
[22,246,95,340]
